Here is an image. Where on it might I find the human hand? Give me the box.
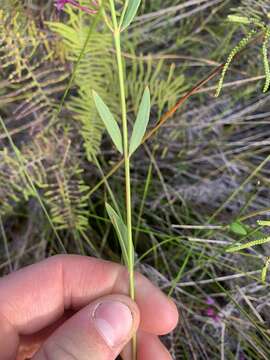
[0,255,178,359]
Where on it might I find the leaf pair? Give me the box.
[106,203,134,267]
[121,0,142,31]
[93,87,150,156]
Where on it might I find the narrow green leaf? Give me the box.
[229,221,247,236]
[129,87,151,156]
[121,0,142,31]
[92,91,123,154]
[106,203,133,266]
[227,15,251,25]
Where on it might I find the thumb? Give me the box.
[32,295,140,360]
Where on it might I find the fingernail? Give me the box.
[93,301,133,347]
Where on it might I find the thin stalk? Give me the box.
[114,31,135,301]
[134,161,153,246]
[109,0,135,301]
[109,1,136,357]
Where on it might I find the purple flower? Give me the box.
[55,0,97,14]
[205,307,221,323]
[206,308,215,317]
[55,0,66,10]
[206,297,215,305]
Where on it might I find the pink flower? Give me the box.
[206,308,215,317]
[205,307,221,323]
[55,0,67,10]
[206,297,215,305]
[55,0,97,14]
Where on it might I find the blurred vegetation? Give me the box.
[1,0,270,358]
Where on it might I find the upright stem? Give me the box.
[109,0,135,302]
[109,1,136,357]
[115,31,135,301]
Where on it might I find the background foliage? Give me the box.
[1,0,270,358]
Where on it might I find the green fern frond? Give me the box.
[0,132,57,216]
[24,133,90,232]
[48,9,119,161]
[44,166,90,232]
[0,10,69,135]
[0,129,90,235]
[127,55,186,118]
[0,147,34,215]
[215,29,258,97]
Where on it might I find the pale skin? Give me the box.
[0,255,179,360]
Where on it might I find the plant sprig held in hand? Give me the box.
[93,1,150,358]
[56,1,150,357]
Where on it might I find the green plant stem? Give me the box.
[109,1,136,357]
[109,0,135,301]
[134,161,152,246]
[114,30,135,301]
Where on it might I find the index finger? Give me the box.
[0,255,178,337]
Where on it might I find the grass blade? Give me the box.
[93,91,123,154]
[129,87,151,156]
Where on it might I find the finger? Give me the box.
[0,255,178,338]
[121,331,172,360]
[0,312,19,360]
[32,294,139,360]
[137,331,173,360]
[18,312,74,360]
